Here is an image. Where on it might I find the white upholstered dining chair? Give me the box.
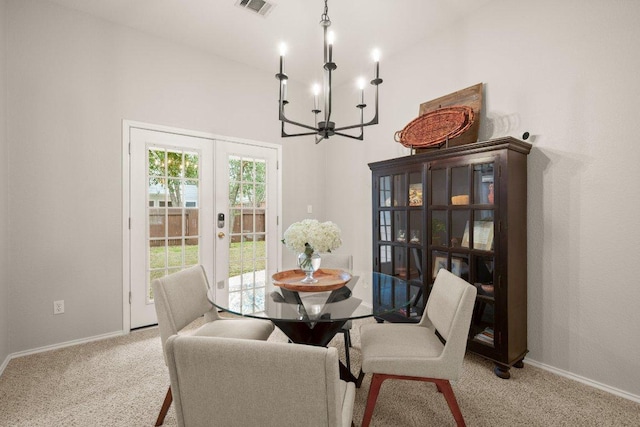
[152,265,274,426]
[165,335,356,427]
[359,268,477,427]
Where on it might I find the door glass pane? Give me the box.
[409,211,422,245]
[451,253,469,281]
[379,245,392,274]
[409,172,423,206]
[379,211,391,241]
[393,174,406,207]
[451,166,469,205]
[474,163,494,204]
[394,211,406,243]
[228,155,268,314]
[431,168,447,205]
[451,210,470,248]
[431,250,448,280]
[409,247,422,281]
[394,247,407,279]
[379,176,391,207]
[147,146,201,303]
[431,210,447,247]
[167,208,183,237]
[471,255,495,348]
[167,238,184,267]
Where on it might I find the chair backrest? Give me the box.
[165,335,350,427]
[424,269,477,373]
[152,265,219,357]
[321,253,353,273]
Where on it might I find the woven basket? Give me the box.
[394,106,475,149]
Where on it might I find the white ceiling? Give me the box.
[44,0,493,86]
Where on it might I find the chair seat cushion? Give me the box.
[360,323,447,378]
[193,317,274,341]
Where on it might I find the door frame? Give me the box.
[122,120,282,332]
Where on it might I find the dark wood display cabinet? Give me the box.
[369,137,531,378]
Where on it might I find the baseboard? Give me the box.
[0,353,10,377]
[525,358,640,404]
[0,330,127,378]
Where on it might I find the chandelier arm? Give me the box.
[333,131,364,141]
[279,105,322,133]
[282,130,322,138]
[333,119,376,132]
[333,84,380,132]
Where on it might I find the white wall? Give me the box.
[5,0,318,352]
[325,0,640,397]
[0,0,9,366]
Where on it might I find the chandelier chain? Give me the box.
[320,0,330,25]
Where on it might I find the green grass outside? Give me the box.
[149,240,266,277]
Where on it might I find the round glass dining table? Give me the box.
[207,271,417,383]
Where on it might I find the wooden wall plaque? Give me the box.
[416,82,483,151]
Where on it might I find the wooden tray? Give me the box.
[271,269,351,292]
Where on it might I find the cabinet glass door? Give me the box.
[428,159,497,348]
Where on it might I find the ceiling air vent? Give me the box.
[235,0,276,17]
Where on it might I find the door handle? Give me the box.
[218,232,225,239]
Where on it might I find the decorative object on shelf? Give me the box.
[398,82,483,152]
[487,183,495,204]
[275,0,383,143]
[432,218,446,240]
[432,255,447,279]
[461,220,494,251]
[282,219,342,284]
[408,183,423,206]
[451,194,470,205]
[394,106,475,149]
[272,268,351,292]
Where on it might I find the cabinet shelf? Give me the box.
[370,137,531,378]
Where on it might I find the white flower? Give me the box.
[283,219,342,253]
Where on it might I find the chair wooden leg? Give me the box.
[362,374,387,427]
[434,379,466,427]
[155,386,172,426]
[362,374,466,427]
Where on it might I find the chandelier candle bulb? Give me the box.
[327,31,334,64]
[358,77,366,105]
[312,84,320,111]
[372,49,381,80]
[279,43,286,74]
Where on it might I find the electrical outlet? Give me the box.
[53,300,64,315]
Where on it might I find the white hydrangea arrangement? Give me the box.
[282,219,342,254]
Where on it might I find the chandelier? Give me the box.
[276,0,383,143]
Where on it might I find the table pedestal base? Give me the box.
[272,319,363,386]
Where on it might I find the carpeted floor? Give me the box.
[1,318,638,426]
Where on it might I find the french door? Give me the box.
[213,141,279,315]
[129,128,214,328]
[126,124,280,329]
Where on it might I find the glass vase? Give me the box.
[298,251,321,283]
